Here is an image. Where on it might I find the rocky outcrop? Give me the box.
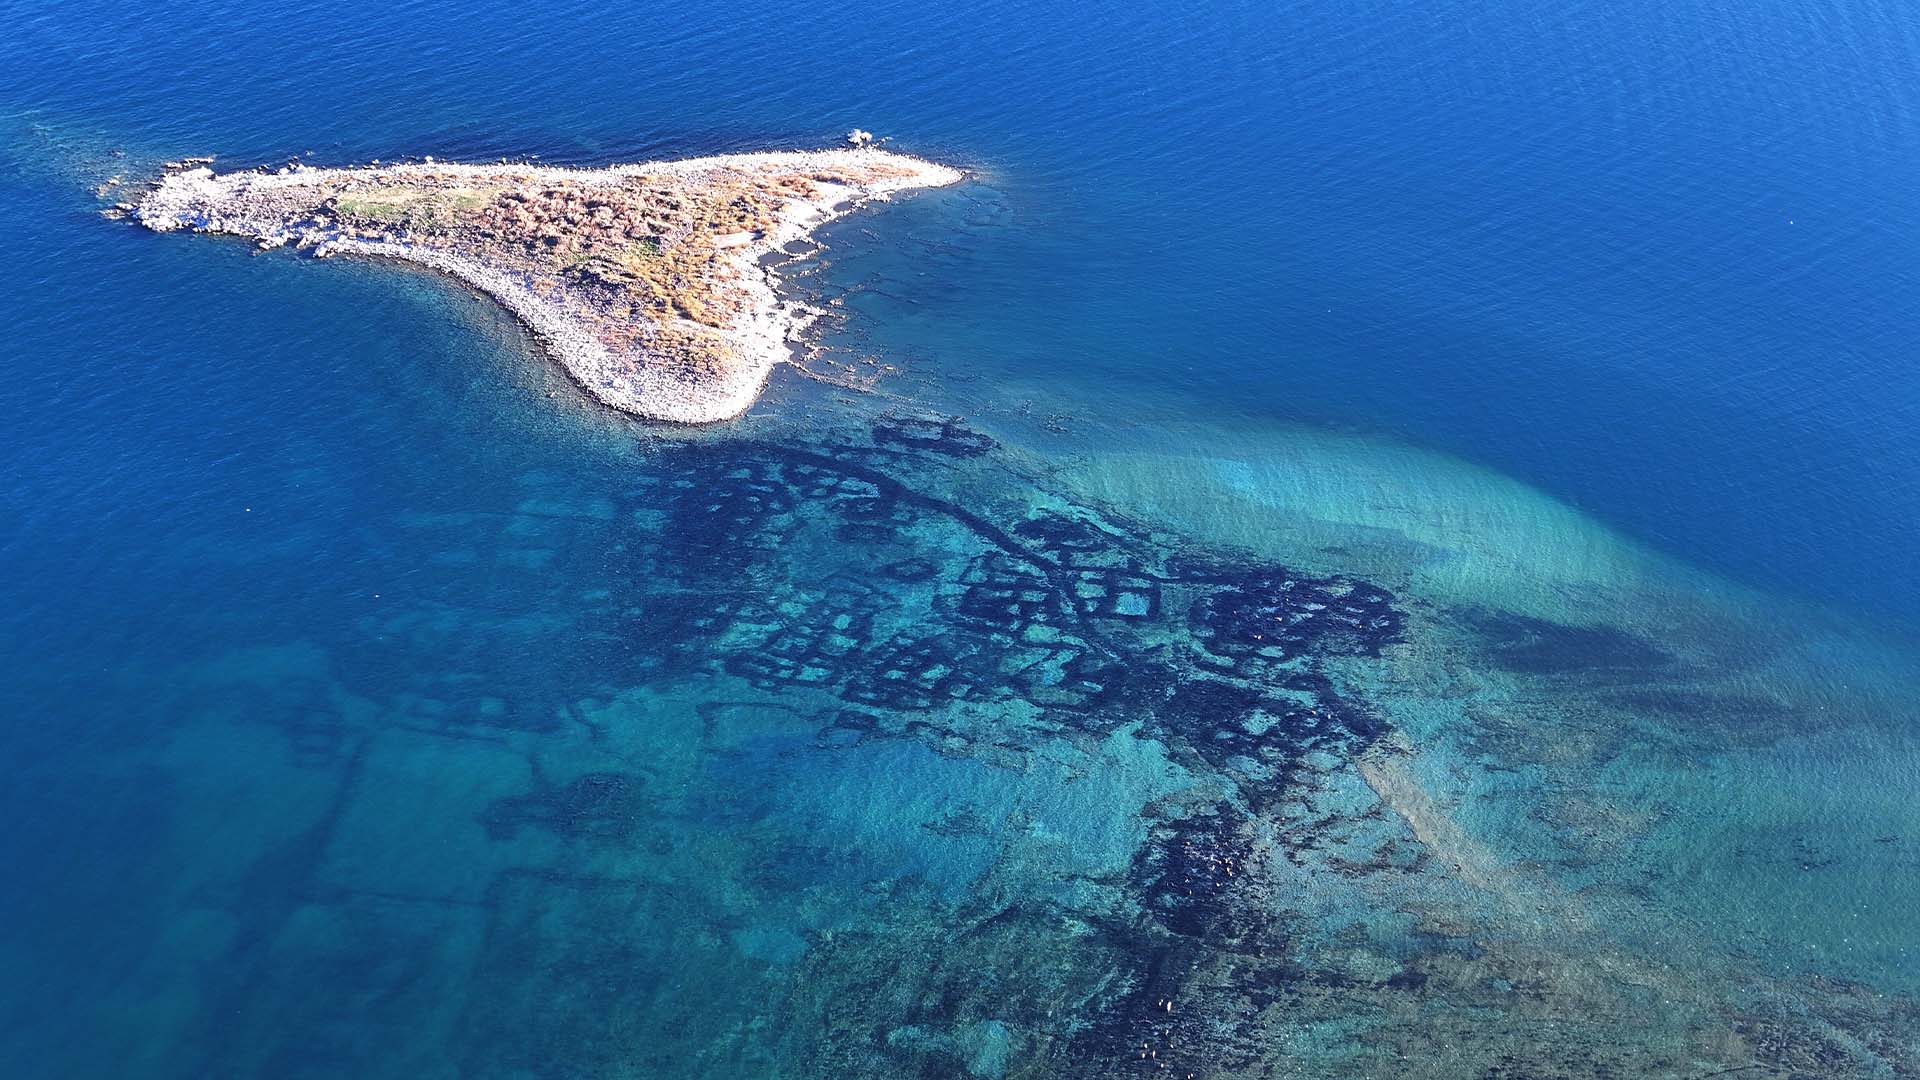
[135,148,963,422]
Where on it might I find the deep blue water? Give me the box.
[7,0,1920,622]
[3,0,1918,1075]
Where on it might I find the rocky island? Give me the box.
[132,147,963,422]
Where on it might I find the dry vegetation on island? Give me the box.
[131,149,962,421]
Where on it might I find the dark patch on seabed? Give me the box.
[1462,607,1674,677]
[595,417,1423,1078]
[174,414,1915,1079]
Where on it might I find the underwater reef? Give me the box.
[97,409,1917,1079]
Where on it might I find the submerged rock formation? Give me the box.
[133,148,963,422]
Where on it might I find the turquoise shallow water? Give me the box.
[4,0,1920,1076]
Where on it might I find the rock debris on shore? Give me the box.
[134,148,963,422]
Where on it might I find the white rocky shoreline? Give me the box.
[132,147,964,423]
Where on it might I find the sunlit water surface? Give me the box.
[2,0,1917,1075]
